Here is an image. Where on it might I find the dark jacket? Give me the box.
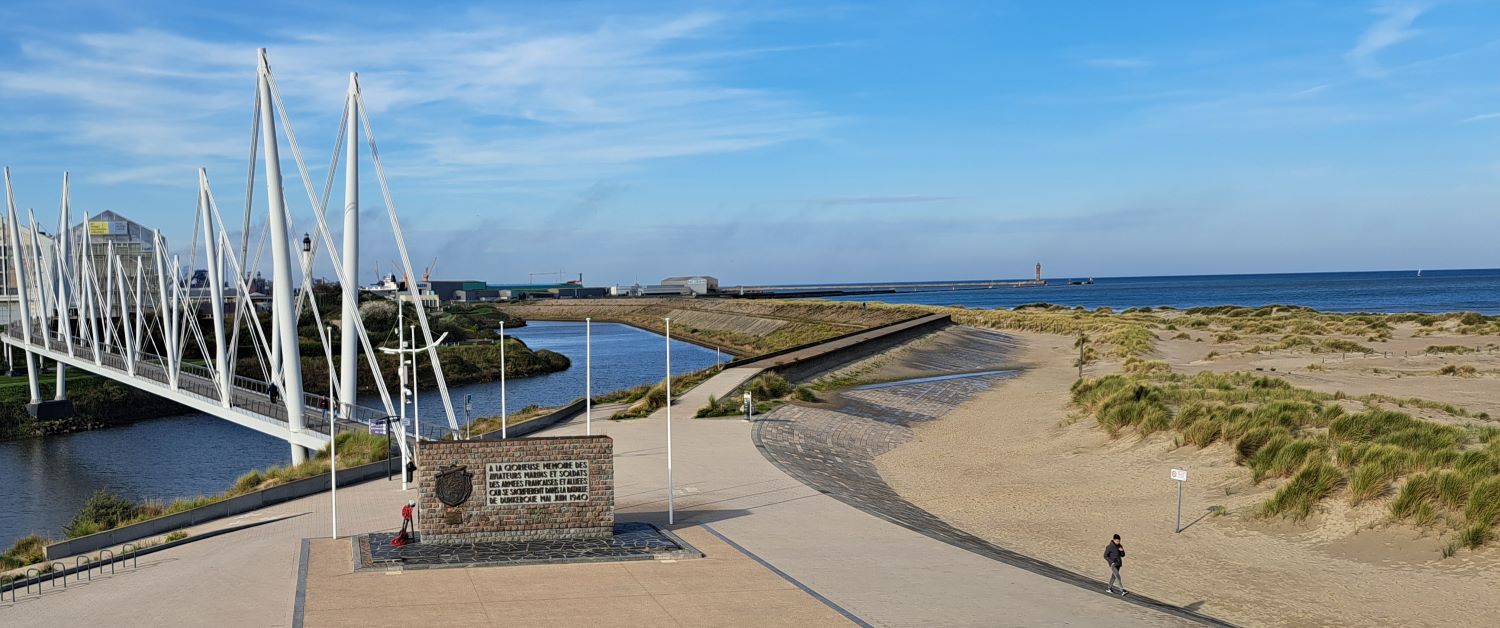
[1104,542,1124,567]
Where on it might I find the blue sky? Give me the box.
[2,1,1499,285]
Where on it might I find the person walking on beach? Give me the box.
[1104,533,1126,595]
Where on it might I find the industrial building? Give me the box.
[0,226,57,326]
[68,211,166,307]
[661,275,718,295]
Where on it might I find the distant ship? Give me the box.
[1069,278,1094,285]
[1417,269,1422,277]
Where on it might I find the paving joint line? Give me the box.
[698,523,873,628]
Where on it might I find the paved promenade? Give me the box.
[545,383,1194,627]
[5,328,1204,626]
[301,526,848,627]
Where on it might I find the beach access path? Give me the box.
[547,390,1192,627]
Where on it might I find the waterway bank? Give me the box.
[0,321,726,548]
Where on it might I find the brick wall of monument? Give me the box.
[416,435,614,543]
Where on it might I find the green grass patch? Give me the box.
[1072,369,1500,544]
[1261,461,1344,520]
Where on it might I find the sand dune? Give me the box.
[876,330,1500,627]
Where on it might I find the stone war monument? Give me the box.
[416,435,614,544]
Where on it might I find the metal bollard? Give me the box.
[75,556,91,581]
[24,568,40,595]
[49,562,66,588]
[122,543,138,569]
[99,549,115,574]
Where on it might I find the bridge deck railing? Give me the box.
[4,324,456,443]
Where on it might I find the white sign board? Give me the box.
[1171,468,1188,482]
[369,421,386,435]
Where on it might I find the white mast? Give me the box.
[258,48,310,464]
[4,168,42,403]
[339,73,360,421]
[200,170,231,407]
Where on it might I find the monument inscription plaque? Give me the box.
[417,435,614,544]
[487,460,589,505]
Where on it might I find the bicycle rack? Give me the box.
[122,543,138,569]
[48,562,66,588]
[75,556,92,582]
[99,549,116,574]
[24,568,41,595]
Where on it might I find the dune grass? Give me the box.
[0,534,48,570]
[1072,369,1500,549]
[1436,364,1478,377]
[611,365,724,419]
[696,372,797,418]
[459,403,558,438]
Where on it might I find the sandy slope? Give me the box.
[876,330,1500,627]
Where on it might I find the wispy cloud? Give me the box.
[1459,111,1500,123]
[0,10,832,188]
[1084,57,1151,70]
[1346,2,1428,77]
[804,195,957,206]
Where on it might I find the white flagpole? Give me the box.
[500,320,507,439]
[665,317,673,525]
[328,325,337,539]
[412,324,420,452]
[586,317,592,436]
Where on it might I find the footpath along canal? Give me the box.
[0,321,726,548]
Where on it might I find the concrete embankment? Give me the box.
[40,458,399,561]
[500,298,916,356]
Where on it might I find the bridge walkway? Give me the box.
[0,326,412,449]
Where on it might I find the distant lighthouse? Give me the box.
[1035,262,1042,282]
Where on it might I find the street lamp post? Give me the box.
[378,311,447,491]
[463,394,473,440]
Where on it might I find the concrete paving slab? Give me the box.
[480,594,678,628]
[654,589,850,628]
[463,562,648,601]
[303,602,493,628]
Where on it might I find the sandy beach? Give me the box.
[876,328,1500,627]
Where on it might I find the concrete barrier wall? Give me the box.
[45,458,396,561]
[478,398,586,441]
[721,313,936,370]
[768,314,953,384]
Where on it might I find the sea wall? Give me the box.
[752,313,953,383]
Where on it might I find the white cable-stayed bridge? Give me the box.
[1,49,459,463]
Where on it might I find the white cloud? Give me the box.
[1346,2,1428,77]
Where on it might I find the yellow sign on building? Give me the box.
[88,221,111,235]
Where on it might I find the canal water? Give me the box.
[0,321,726,548]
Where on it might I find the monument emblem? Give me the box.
[434,465,474,507]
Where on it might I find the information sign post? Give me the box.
[1171,468,1188,533]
